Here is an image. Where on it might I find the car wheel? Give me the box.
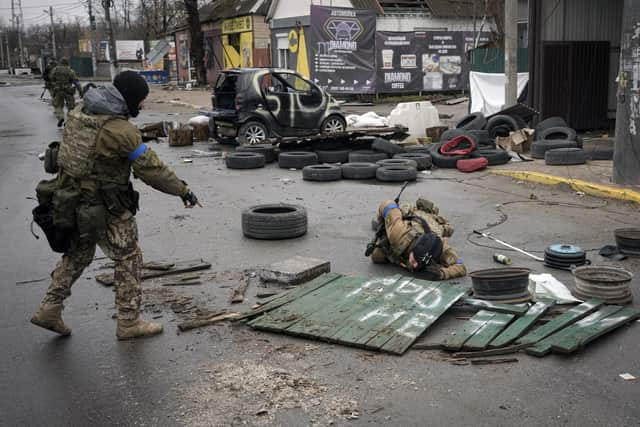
[238,121,269,145]
[321,115,346,134]
[242,204,307,240]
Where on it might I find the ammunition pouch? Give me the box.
[32,204,71,253]
[76,203,107,243]
[35,178,58,206]
[44,141,60,174]
[52,186,80,230]
[101,182,139,216]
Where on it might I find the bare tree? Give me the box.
[183,0,206,85]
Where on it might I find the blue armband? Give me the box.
[128,143,148,161]
[382,203,399,219]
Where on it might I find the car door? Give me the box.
[259,72,296,133]
[272,72,326,132]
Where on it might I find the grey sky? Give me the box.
[0,0,96,27]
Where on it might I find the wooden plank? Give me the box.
[235,272,341,321]
[488,300,554,348]
[462,298,529,315]
[525,305,623,357]
[95,259,212,286]
[462,312,515,351]
[286,275,407,341]
[441,310,497,351]
[551,306,640,353]
[249,276,365,331]
[517,299,604,345]
[452,343,529,359]
[378,283,467,354]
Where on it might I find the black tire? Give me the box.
[302,164,342,181]
[321,115,347,135]
[278,151,318,169]
[544,148,588,165]
[486,114,522,138]
[225,152,266,169]
[537,126,577,142]
[315,149,351,164]
[372,137,405,155]
[237,120,269,145]
[393,152,432,170]
[469,148,511,166]
[583,138,614,160]
[376,165,417,182]
[377,158,418,169]
[467,129,494,146]
[440,128,466,142]
[236,144,276,163]
[428,142,469,169]
[341,162,379,179]
[531,140,578,159]
[242,204,307,240]
[455,112,487,130]
[349,150,389,163]
[534,116,567,138]
[404,145,432,154]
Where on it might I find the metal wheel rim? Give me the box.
[324,119,344,134]
[245,126,266,144]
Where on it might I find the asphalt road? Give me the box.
[1,83,640,426]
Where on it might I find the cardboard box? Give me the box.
[496,128,534,153]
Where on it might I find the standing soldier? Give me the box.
[369,198,467,280]
[31,71,201,340]
[49,57,82,127]
[42,58,57,99]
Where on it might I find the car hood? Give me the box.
[82,84,129,116]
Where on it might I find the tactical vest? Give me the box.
[58,106,131,186]
[51,66,75,92]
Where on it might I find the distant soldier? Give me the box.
[49,57,82,127]
[42,59,57,98]
[369,198,467,280]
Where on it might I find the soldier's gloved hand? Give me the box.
[181,190,201,208]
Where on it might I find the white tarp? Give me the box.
[469,71,529,116]
[529,273,582,304]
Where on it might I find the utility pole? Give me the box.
[614,0,640,184]
[102,0,118,79]
[4,32,10,69]
[0,33,4,68]
[46,6,57,59]
[16,0,25,67]
[88,0,97,76]
[504,0,517,107]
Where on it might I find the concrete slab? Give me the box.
[259,256,331,286]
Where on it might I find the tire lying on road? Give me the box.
[348,150,389,163]
[467,129,495,147]
[534,116,567,139]
[302,164,342,181]
[393,152,432,170]
[469,148,511,166]
[428,142,469,169]
[455,112,487,130]
[376,158,418,169]
[537,126,577,142]
[236,144,277,163]
[315,149,351,164]
[530,139,578,159]
[278,151,318,169]
[372,138,405,156]
[376,165,417,182]
[544,147,588,165]
[225,152,266,169]
[242,204,307,240]
[341,162,379,179]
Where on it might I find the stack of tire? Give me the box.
[429,111,514,171]
[530,117,586,165]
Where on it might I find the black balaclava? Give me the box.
[113,71,149,118]
[412,232,443,271]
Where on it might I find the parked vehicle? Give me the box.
[208,68,346,144]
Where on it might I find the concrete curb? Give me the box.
[491,170,640,204]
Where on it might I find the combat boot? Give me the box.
[30,303,71,336]
[116,318,163,340]
[57,118,64,127]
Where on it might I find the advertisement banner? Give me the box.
[376,31,422,92]
[116,40,144,61]
[309,5,376,94]
[78,39,92,53]
[420,31,464,91]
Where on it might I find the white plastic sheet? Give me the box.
[469,71,529,116]
[529,273,582,304]
[346,112,389,128]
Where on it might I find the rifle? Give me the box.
[365,181,410,257]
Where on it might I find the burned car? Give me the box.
[208,68,346,144]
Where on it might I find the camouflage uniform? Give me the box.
[49,64,80,121]
[39,103,188,322]
[370,198,467,280]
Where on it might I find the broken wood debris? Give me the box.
[230,278,251,304]
[95,259,211,286]
[178,312,241,331]
[470,358,518,366]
